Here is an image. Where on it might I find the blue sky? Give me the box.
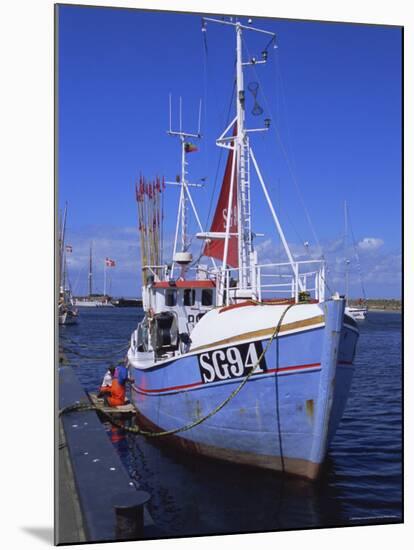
[58,5,402,298]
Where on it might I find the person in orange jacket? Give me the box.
[100,361,134,407]
[97,366,115,403]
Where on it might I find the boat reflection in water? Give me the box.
[114,431,347,537]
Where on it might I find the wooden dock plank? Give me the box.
[89,393,137,414]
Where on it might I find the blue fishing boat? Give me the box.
[127,16,359,480]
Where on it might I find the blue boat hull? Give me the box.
[129,301,358,479]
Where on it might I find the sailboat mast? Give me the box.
[88,243,93,296]
[344,201,350,304]
[62,249,67,291]
[60,203,68,291]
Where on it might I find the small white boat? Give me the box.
[73,245,115,307]
[345,304,368,321]
[343,201,368,321]
[73,297,115,308]
[59,298,79,325]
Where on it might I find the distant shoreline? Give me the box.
[367,307,401,313]
[348,299,401,312]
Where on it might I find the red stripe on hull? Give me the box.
[132,361,323,395]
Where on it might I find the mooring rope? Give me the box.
[59,303,296,438]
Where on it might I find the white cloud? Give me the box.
[62,224,400,298]
[357,237,384,251]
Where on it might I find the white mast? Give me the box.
[203,17,304,294]
[60,203,68,292]
[344,200,350,304]
[88,243,93,296]
[168,96,202,272]
[235,22,255,289]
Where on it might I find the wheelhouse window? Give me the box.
[165,289,177,307]
[184,288,195,306]
[201,289,213,306]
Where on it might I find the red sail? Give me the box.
[203,134,238,267]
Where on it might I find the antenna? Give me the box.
[198,99,202,136]
[167,96,203,273]
[169,93,172,133]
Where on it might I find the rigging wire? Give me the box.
[348,213,368,301]
[204,77,236,230]
[262,129,308,255]
[242,35,333,295]
[243,36,324,258]
[271,44,324,258]
[192,24,238,264]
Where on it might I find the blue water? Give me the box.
[60,308,402,537]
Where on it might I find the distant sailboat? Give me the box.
[58,204,78,325]
[73,244,115,307]
[343,201,368,321]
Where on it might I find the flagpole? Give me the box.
[104,260,107,296]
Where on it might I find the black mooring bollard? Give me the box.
[112,490,151,540]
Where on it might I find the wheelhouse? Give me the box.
[131,279,217,360]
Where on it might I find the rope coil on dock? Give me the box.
[59,304,295,437]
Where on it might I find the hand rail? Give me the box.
[142,259,326,306]
[216,259,326,306]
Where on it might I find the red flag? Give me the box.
[203,125,238,267]
[185,142,198,153]
[105,257,116,267]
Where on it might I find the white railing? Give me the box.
[216,260,326,306]
[142,259,326,307]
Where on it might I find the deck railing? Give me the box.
[143,259,326,307]
[216,260,326,306]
